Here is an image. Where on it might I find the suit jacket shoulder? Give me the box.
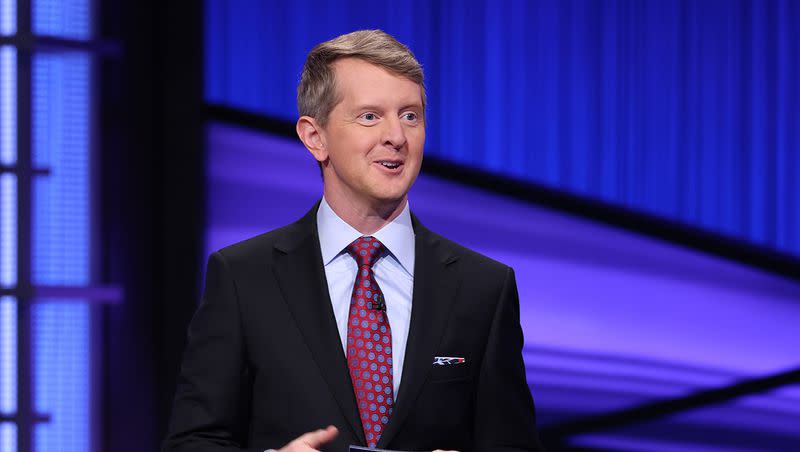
[214,206,318,275]
[411,215,513,297]
[423,226,509,269]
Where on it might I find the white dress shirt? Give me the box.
[316,197,415,398]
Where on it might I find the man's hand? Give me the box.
[277,425,338,452]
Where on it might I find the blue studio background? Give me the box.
[206,0,799,257]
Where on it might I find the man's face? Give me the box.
[317,58,425,212]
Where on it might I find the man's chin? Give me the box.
[368,193,408,216]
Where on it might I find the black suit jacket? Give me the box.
[164,204,542,452]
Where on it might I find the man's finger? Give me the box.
[301,425,338,448]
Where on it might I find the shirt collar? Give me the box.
[317,197,415,276]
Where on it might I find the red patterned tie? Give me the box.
[345,236,393,447]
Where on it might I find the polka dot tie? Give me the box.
[345,236,393,447]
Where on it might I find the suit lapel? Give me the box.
[272,206,366,445]
[377,215,461,449]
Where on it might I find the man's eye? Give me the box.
[362,113,377,121]
[402,112,418,121]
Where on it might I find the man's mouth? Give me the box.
[377,161,402,169]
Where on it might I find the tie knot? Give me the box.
[346,236,385,268]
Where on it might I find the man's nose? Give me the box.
[381,116,407,149]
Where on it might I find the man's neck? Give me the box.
[323,190,407,235]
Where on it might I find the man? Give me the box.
[164,30,542,452]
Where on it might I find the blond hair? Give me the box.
[297,30,426,125]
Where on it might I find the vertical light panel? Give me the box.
[32,52,90,285]
[0,46,17,291]
[0,163,15,292]
[0,0,15,36]
[0,423,16,452]
[31,51,91,452]
[0,43,16,452]
[0,46,15,166]
[32,0,90,40]
[0,297,16,416]
[31,305,89,452]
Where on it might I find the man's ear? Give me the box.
[296,116,328,163]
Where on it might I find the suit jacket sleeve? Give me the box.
[473,267,544,451]
[163,251,262,452]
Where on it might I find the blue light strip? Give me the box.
[32,53,90,283]
[0,35,17,452]
[32,304,90,452]
[0,47,16,290]
[0,422,17,452]
[0,0,15,36]
[0,296,16,416]
[31,51,91,452]
[0,46,15,166]
[33,0,89,40]
[0,174,14,288]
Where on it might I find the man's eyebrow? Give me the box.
[399,103,423,111]
[350,104,383,112]
[350,103,423,113]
